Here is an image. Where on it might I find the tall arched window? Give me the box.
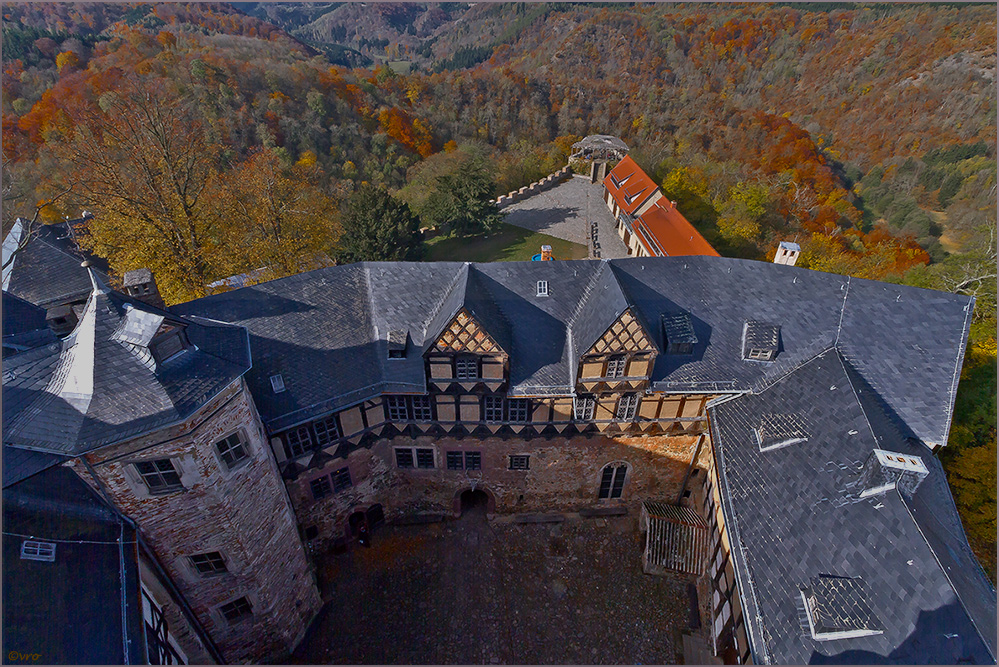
[598,462,628,499]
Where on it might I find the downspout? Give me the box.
[80,457,226,664]
[675,433,705,506]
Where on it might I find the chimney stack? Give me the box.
[540,245,553,261]
[858,449,928,499]
[774,241,801,267]
[123,268,166,309]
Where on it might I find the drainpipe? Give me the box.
[675,433,706,506]
[80,458,226,664]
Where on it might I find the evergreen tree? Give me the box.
[335,185,423,263]
[422,165,504,237]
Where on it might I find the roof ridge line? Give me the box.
[420,263,468,336]
[834,275,851,346]
[750,342,836,396]
[941,295,975,449]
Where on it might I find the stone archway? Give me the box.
[452,486,496,515]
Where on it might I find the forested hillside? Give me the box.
[2,2,995,578]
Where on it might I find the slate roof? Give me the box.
[2,464,145,664]
[2,272,250,454]
[2,292,57,357]
[709,349,995,664]
[2,217,111,308]
[174,257,970,448]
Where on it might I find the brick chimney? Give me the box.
[123,268,166,309]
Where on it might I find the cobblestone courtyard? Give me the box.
[291,507,696,664]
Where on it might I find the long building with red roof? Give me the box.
[603,157,719,258]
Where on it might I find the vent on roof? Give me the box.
[270,374,286,393]
[388,329,408,359]
[662,312,697,355]
[742,320,780,362]
[21,540,56,562]
[754,414,808,452]
[858,449,929,498]
[536,280,549,297]
[799,575,884,641]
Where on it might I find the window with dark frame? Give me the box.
[285,426,313,459]
[574,396,596,420]
[219,597,252,623]
[152,331,186,362]
[509,455,530,471]
[455,356,479,380]
[386,395,410,421]
[412,395,433,422]
[313,416,340,446]
[507,398,529,423]
[135,459,183,493]
[395,448,415,468]
[598,463,628,499]
[331,467,352,493]
[215,432,249,470]
[310,475,332,500]
[606,355,627,378]
[447,451,464,470]
[447,451,482,471]
[416,448,435,469]
[190,551,228,576]
[464,451,481,470]
[616,394,639,420]
[483,395,504,422]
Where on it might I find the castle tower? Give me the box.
[2,270,322,663]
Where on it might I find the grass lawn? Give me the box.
[424,223,588,263]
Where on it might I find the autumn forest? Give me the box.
[1,2,996,577]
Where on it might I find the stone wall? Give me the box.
[66,378,322,664]
[290,432,703,551]
[495,166,572,209]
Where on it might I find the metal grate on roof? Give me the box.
[642,501,709,575]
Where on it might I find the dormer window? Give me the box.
[387,329,407,359]
[536,280,549,297]
[742,320,780,362]
[799,576,884,641]
[662,312,697,355]
[270,374,286,393]
[755,414,808,452]
[150,326,188,363]
[606,355,627,378]
[455,356,479,380]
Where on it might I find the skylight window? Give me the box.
[270,374,286,393]
[21,540,56,562]
[755,414,808,452]
[799,576,884,641]
[536,280,549,297]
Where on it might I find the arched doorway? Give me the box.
[452,486,496,515]
[348,510,367,536]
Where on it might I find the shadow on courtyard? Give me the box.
[289,508,694,664]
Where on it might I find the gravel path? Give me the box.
[293,508,694,664]
[502,177,630,260]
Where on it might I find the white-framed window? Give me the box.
[509,454,530,471]
[616,394,639,420]
[598,462,628,499]
[573,396,595,420]
[412,395,433,422]
[536,280,549,297]
[284,425,313,459]
[455,356,479,380]
[134,459,184,494]
[214,431,250,470]
[748,348,772,361]
[20,540,56,562]
[385,395,410,421]
[189,551,227,576]
[270,374,286,393]
[483,396,504,423]
[606,356,627,378]
[313,416,340,446]
[395,447,435,469]
[507,398,529,423]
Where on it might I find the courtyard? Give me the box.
[291,502,699,665]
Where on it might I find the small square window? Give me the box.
[447,451,464,470]
[219,597,252,623]
[455,356,479,380]
[412,396,433,422]
[606,356,627,378]
[508,398,529,423]
[416,448,435,469]
[536,280,549,297]
[135,459,183,493]
[395,448,415,468]
[465,451,481,470]
[574,396,595,421]
[215,432,249,470]
[270,374,286,393]
[386,396,410,421]
[331,467,352,493]
[285,426,313,459]
[509,455,530,471]
[310,476,332,500]
[617,394,639,421]
[313,416,340,447]
[483,396,504,423]
[190,551,227,576]
[20,540,56,562]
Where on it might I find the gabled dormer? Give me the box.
[742,320,780,362]
[577,307,657,392]
[112,305,192,370]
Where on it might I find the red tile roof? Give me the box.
[632,199,720,258]
[603,156,659,216]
